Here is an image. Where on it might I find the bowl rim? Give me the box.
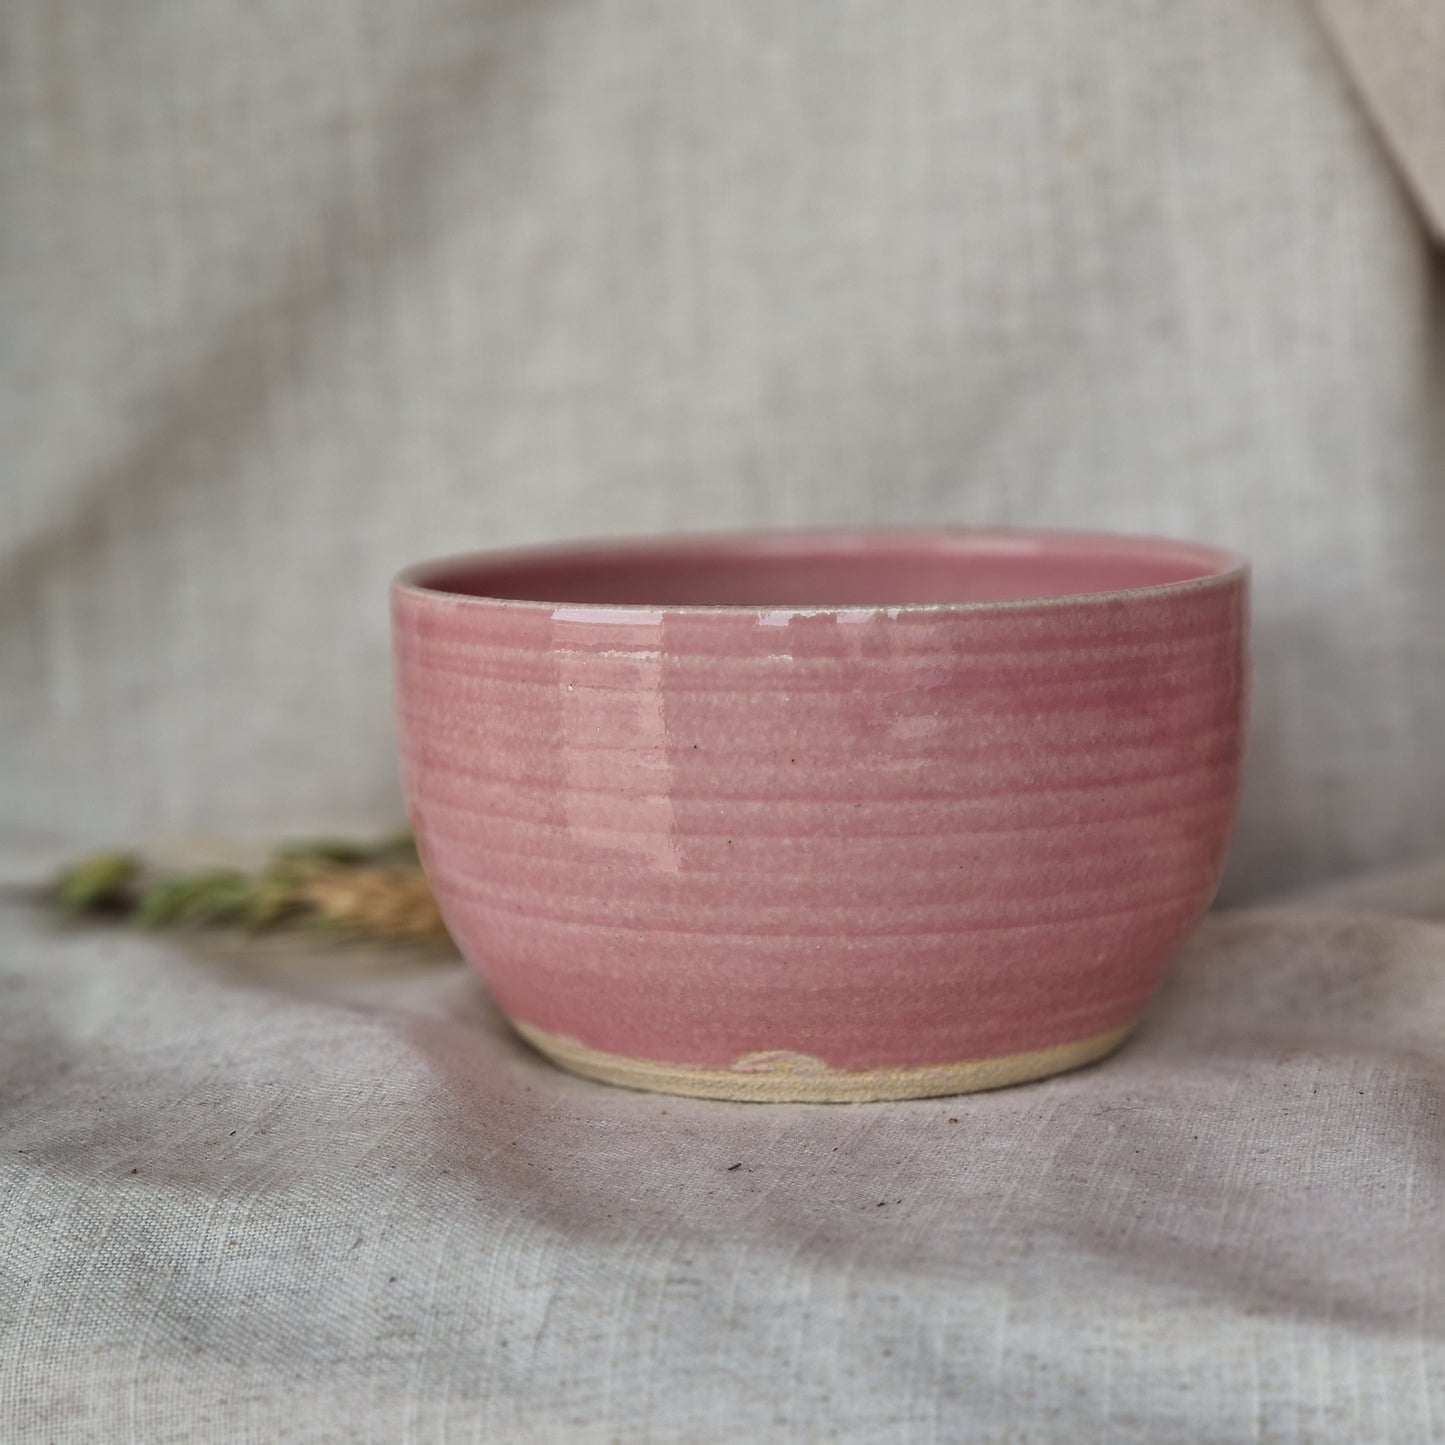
[392,526,1249,618]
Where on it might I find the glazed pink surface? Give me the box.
[392,531,1248,1072]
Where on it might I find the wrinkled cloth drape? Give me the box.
[4,0,1444,899]
[3,859,1444,1442]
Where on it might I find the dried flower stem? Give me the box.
[47,833,452,948]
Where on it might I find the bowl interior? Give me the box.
[404,531,1241,610]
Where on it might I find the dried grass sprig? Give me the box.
[47,832,451,947]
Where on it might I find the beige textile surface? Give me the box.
[3,0,1445,900]
[4,2,1445,1440]
[3,857,1444,1443]
[1317,0,1445,238]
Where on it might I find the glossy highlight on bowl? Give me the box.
[392,530,1249,1102]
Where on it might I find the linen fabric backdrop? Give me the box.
[3,2,1444,1441]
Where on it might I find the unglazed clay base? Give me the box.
[510,1021,1136,1103]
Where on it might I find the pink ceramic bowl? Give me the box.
[392,530,1248,1102]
